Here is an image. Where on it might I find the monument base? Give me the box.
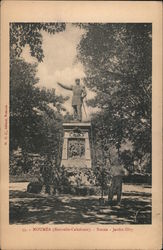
[59,165,99,195]
[61,122,92,169]
[61,122,94,188]
[64,166,96,186]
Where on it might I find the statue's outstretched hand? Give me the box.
[56,82,73,91]
[57,82,64,88]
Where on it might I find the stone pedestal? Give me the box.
[61,122,92,169]
[61,122,95,190]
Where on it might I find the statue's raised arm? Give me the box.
[57,82,73,91]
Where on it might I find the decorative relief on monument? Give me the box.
[69,127,84,138]
[68,138,85,159]
[61,123,92,168]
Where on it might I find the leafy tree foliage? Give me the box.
[77,23,152,173]
[10,58,68,175]
[9,22,68,177]
[10,23,66,62]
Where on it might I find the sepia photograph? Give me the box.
[9,22,152,225]
[1,1,162,250]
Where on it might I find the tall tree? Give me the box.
[10,23,66,62]
[10,58,68,171]
[10,22,67,175]
[77,23,152,173]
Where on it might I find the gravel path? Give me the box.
[9,182,151,225]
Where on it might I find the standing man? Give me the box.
[57,78,87,122]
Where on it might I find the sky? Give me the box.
[21,23,96,120]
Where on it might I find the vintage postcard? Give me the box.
[0,1,162,249]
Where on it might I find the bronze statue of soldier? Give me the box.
[57,78,87,122]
